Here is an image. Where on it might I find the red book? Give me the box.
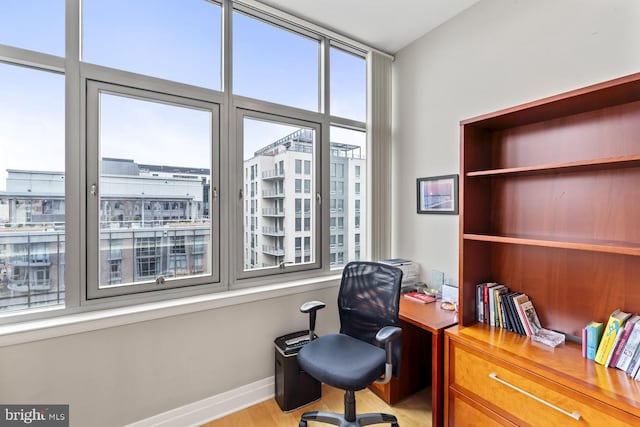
[403,291,436,304]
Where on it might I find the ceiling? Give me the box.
[255,0,480,54]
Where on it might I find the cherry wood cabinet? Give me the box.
[369,318,430,405]
[447,72,640,425]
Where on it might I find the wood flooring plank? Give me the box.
[202,385,432,427]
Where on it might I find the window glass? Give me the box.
[330,47,366,121]
[83,0,222,90]
[243,117,316,271]
[233,11,319,111]
[0,1,64,56]
[0,63,65,313]
[329,126,367,268]
[97,92,212,289]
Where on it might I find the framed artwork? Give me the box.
[416,174,459,214]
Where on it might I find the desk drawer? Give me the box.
[448,389,516,426]
[449,340,637,426]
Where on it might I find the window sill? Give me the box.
[0,274,341,348]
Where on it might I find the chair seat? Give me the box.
[298,333,386,391]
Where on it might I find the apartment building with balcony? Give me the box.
[243,129,366,270]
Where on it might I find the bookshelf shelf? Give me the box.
[447,73,640,425]
[463,233,640,257]
[466,154,640,178]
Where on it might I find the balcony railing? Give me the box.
[262,189,285,198]
[262,169,285,180]
[262,208,285,217]
[262,245,285,256]
[262,227,285,236]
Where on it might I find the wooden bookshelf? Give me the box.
[446,72,640,425]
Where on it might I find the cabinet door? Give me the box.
[449,340,639,426]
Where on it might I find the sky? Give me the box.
[0,0,366,191]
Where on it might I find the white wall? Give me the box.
[0,287,340,426]
[391,0,640,284]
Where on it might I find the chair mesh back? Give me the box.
[338,261,403,376]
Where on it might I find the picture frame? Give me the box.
[416,174,459,214]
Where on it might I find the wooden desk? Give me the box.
[399,298,457,427]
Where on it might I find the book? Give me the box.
[488,284,506,326]
[608,315,640,367]
[494,286,509,328]
[594,309,632,365]
[502,292,524,335]
[520,300,542,335]
[627,343,640,378]
[476,283,484,323]
[499,292,517,333]
[616,320,640,371]
[483,283,499,325]
[582,327,587,358]
[585,321,604,361]
[513,294,534,336]
[508,292,527,336]
[403,291,435,304]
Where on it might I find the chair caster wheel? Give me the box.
[299,421,307,427]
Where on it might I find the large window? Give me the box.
[0,1,65,56]
[82,0,222,90]
[330,47,367,122]
[0,63,65,314]
[329,126,367,268]
[240,115,319,275]
[233,10,320,111]
[0,0,375,320]
[86,82,220,299]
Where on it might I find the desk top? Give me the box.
[399,298,458,334]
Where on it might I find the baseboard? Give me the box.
[126,376,275,427]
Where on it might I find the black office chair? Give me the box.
[297,261,403,427]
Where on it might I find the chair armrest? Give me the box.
[375,326,402,385]
[300,301,326,341]
[375,326,402,344]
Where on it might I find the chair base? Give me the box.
[299,411,399,427]
[299,389,399,427]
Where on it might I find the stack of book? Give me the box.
[583,309,640,381]
[380,258,418,290]
[475,282,542,336]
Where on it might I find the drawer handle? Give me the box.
[489,372,581,421]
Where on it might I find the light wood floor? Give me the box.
[202,385,432,427]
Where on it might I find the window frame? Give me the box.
[85,80,222,300]
[233,109,322,282]
[0,0,379,325]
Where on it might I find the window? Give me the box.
[355,183,361,194]
[0,63,65,313]
[87,82,220,299]
[83,0,222,90]
[135,237,161,280]
[240,114,318,276]
[0,1,64,56]
[0,0,377,322]
[233,11,319,111]
[330,47,366,121]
